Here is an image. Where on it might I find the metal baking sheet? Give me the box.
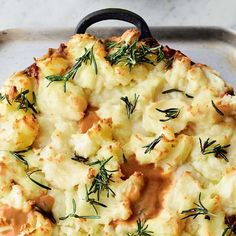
[0,26,236,89]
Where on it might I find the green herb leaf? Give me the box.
[105,40,119,49]
[106,40,172,70]
[127,218,153,236]
[120,94,139,119]
[90,46,98,74]
[59,199,100,220]
[9,146,32,167]
[85,185,107,215]
[71,153,89,163]
[26,169,51,190]
[45,75,64,87]
[185,93,194,99]
[143,135,163,154]
[88,156,117,201]
[222,215,236,236]
[199,138,230,162]
[0,93,11,104]
[156,107,180,122]
[14,90,37,113]
[181,193,210,220]
[45,46,97,92]
[0,93,6,101]
[162,88,194,99]
[162,88,183,94]
[211,100,224,116]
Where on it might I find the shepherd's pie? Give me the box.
[0,29,235,236]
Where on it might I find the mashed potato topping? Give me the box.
[0,29,235,236]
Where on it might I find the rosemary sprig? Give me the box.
[4,94,11,105]
[127,218,153,236]
[26,169,51,190]
[71,153,89,163]
[222,215,236,236]
[156,107,180,122]
[88,156,117,201]
[45,46,97,92]
[162,88,194,99]
[44,75,63,85]
[106,41,154,69]
[199,138,230,162]
[85,185,107,215]
[59,199,100,220]
[155,47,174,69]
[106,40,172,70]
[0,93,6,101]
[199,138,216,154]
[120,94,139,119]
[0,93,11,104]
[90,47,98,74]
[211,100,224,116]
[14,90,37,113]
[34,205,56,224]
[105,40,118,49]
[181,193,210,220]
[143,135,163,154]
[9,146,32,167]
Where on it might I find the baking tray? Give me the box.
[1,26,236,89]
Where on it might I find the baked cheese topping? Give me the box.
[0,29,235,236]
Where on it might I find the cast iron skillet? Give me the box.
[75,8,152,39]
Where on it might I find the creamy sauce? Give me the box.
[120,155,172,221]
[79,107,100,133]
[179,122,196,136]
[35,194,54,212]
[0,205,28,236]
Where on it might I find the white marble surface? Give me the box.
[1,0,236,30]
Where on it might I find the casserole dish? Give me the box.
[0,8,235,236]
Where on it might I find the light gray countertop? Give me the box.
[1,0,236,30]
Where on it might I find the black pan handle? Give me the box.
[75,8,152,39]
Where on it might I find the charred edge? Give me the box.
[164,47,196,66]
[24,63,39,81]
[225,88,235,96]
[48,43,68,58]
[141,37,160,48]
